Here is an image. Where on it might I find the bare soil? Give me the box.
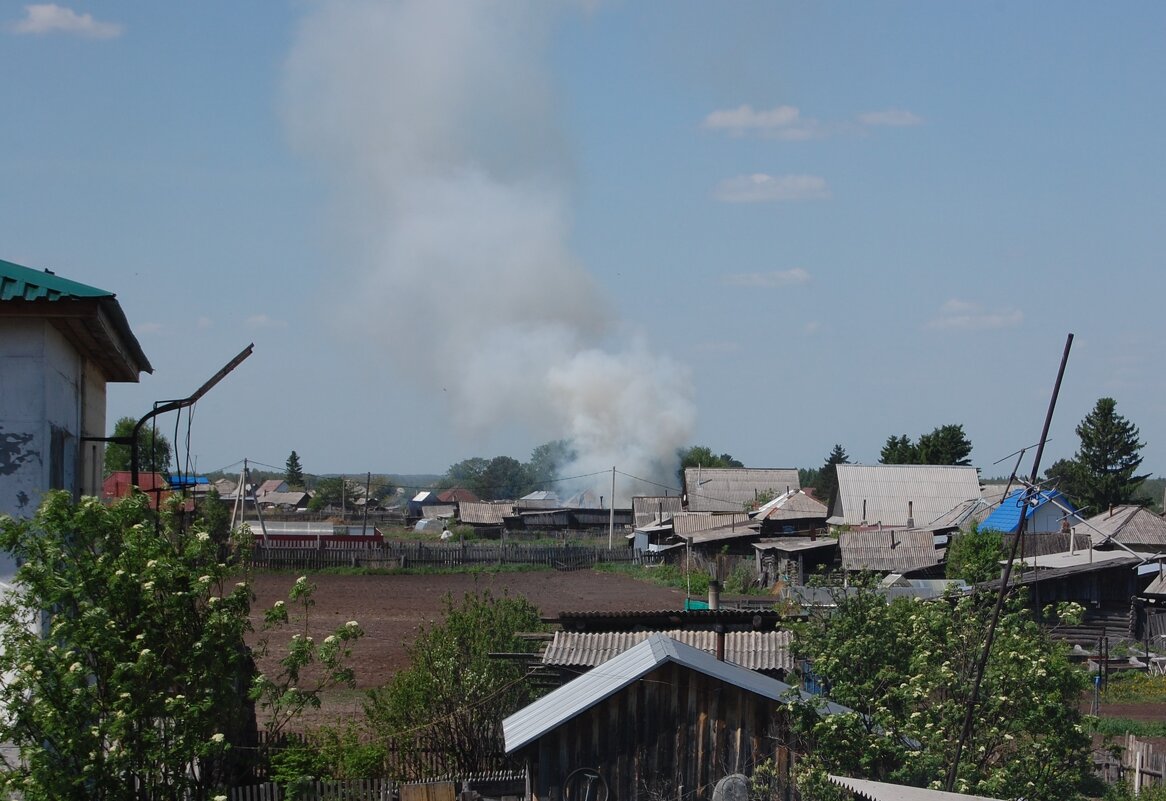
[245,569,686,691]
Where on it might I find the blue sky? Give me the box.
[2,1,1164,490]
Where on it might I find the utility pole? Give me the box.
[608,466,616,549]
[362,471,371,536]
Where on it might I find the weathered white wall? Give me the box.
[0,318,108,581]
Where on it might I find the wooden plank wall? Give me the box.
[249,542,648,571]
[527,662,789,801]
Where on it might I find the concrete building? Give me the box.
[0,258,151,578]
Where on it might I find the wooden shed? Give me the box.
[503,633,847,801]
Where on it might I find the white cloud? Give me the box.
[858,109,922,127]
[196,316,213,330]
[11,4,123,38]
[713,174,829,203]
[702,104,821,140]
[722,268,811,288]
[137,321,163,335]
[246,313,285,329]
[927,299,1022,331]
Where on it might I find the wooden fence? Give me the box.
[249,542,647,571]
[230,770,525,801]
[1095,734,1166,791]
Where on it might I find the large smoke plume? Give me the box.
[283,0,695,495]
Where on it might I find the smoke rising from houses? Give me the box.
[282,0,695,494]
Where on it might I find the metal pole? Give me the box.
[946,333,1073,791]
[362,472,371,537]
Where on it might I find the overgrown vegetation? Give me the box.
[945,525,1005,584]
[790,586,1091,801]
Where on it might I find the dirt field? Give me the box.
[245,569,687,691]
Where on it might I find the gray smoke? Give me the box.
[283,0,695,495]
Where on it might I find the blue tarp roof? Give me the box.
[167,475,210,488]
[979,488,1073,534]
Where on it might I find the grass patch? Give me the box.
[1088,716,1166,738]
[1102,671,1166,704]
[595,562,711,596]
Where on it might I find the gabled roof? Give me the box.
[633,495,684,527]
[978,488,1074,534]
[436,487,479,504]
[257,479,287,495]
[541,629,792,672]
[830,465,982,529]
[1076,505,1166,549]
[0,257,151,380]
[502,633,848,753]
[828,775,1005,801]
[671,511,751,537]
[684,468,800,513]
[752,489,829,522]
[839,529,942,573]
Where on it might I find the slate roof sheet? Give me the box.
[633,496,684,527]
[839,529,942,573]
[671,512,751,537]
[457,501,513,525]
[828,775,1006,801]
[1076,505,1166,548]
[542,629,792,672]
[830,465,982,529]
[752,489,829,522]
[685,468,800,513]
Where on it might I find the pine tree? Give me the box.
[285,450,305,489]
[813,444,849,505]
[879,434,917,465]
[1070,397,1149,513]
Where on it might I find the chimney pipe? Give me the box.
[862,499,867,522]
[708,579,720,610]
[715,622,726,662]
[907,500,914,529]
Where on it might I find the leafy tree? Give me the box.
[916,424,973,466]
[790,587,1091,801]
[526,439,577,487]
[799,467,821,490]
[307,476,363,512]
[103,415,172,477]
[945,525,1004,584]
[285,450,305,489]
[1068,397,1149,514]
[437,457,491,496]
[812,444,849,504]
[879,434,918,465]
[363,591,545,778]
[0,492,254,800]
[480,455,530,500]
[677,445,743,486]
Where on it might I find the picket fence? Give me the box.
[249,541,647,571]
[1095,734,1166,791]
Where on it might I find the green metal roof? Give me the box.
[0,257,115,301]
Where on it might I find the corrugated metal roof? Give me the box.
[503,633,849,753]
[839,529,941,573]
[828,775,1005,801]
[978,489,1074,534]
[0,257,114,301]
[831,465,982,529]
[1013,547,1150,570]
[0,257,152,379]
[685,468,801,512]
[672,511,751,537]
[1077,506,1166,548]
[542,629,792,672]
[633,496,684,527]
[752,489,829,521]
[457,501,514,525]
[258,491,309,507]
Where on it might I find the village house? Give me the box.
[829,464,983,530]
[978,488,1076,536]
[503,633,848,801]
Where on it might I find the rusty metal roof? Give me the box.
[684,467,800,512]
[542,629,791,672]
[839,529,942,573]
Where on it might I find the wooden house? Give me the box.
[503,633,847,801]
